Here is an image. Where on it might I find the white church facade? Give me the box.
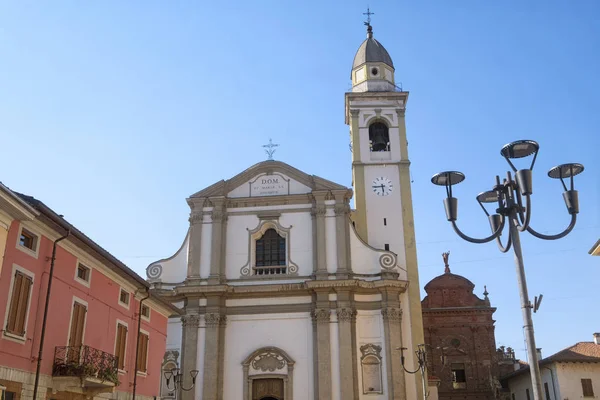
[147,22,428,400]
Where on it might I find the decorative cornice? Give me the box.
[337,307,357,322]
[311,308,331,324]
[205,312,226,327]
[381,307,402,322]
[181,314,201,328]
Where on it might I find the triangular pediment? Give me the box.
[188,160,349,199]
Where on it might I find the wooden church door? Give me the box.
[252,378,284,400]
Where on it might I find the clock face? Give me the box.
[372,177,393,196]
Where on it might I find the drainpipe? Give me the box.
[132,289,151,399]
[542,366,558,400]
[32,231,70,400]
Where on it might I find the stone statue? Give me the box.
[442,251,450,273]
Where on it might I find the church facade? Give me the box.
[147,23,427,400]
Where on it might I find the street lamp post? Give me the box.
[431,139,584,400]
[163,367,199,399]
[399,344,430,400]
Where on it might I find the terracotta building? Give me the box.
[421,253,520,400]
[0,183,177,400]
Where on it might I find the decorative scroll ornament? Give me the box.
[146,264,163,280]
[205,313,226,327]
[163,350,180,364]
[379,252,397,270]
[360,343,382,361]
[337,308,357,322]
[311,308,331,324]
[251,350,287,372]
[181,314,201,328]
[381,307,402,322]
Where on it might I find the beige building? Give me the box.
[147,22,434,400]
[501,334,600,400]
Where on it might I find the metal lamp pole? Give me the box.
[163,367,199,400]
[399,344,430,400]
[431,140,584,400]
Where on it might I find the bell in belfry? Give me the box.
[369,122,389,152]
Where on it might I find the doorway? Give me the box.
[252,378,284,400]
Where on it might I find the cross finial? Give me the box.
[363,7,374,26]
[442,251,450,273]
[262,138,279,161]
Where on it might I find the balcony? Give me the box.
[52,345,118,396]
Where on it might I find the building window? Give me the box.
[136,332,149,373]
[119,289,130,307]
[4,392,16,400]
[141,304,150,320]
[115,323,128,370]
[75,263,91,284]
[19,228,38,251]
[451,363,466,389]
[582,378,594,397]
[369,122,390,152]
[526,388,531,400]
[5,269,33,338]
[544,382,551,400]
[255,229,286,275]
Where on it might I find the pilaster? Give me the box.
[312,193,328,280]
[180,298,201,400]
[208,198,227,284]
[202,296,226,400]
[333,192,352,279]
[395,106,426,400]
[336,290,358,399]
[312,290,331,399]
[187,201,204,280]
[381,288,406,399]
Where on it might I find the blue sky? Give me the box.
[1,1,598,361]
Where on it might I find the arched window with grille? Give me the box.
[254,229,286,275]
[369,122,390,152]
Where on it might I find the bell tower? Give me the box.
[345,18,426,399]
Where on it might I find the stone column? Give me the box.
[312,193,328,280]
[336,290,358,399]
[312,291,331,399]
[180,301,201,400]
[187,199,204,280]
[333,192,352,279]
[381,288,406,400]
[203,296,226,400]
[209,198,226,284]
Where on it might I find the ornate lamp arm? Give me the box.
[515,193,532,232]
[450,215,505,244]
[495,230,512,253]
[527,213,577,241]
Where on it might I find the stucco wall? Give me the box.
[507,366,558,400]
[555,362,600,399]
[222,312,314,399]
[0,220,168,398]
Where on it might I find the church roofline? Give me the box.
[188,160,350,199]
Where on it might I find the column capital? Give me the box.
[381,307,402,322]
[189,212,203,225]
[205,312,227,327]
[311,308,331,324]
[336,307,357,323]
[181,314,201,328]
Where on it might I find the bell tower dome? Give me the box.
[351,23,396,92]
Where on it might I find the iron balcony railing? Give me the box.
[52,345,119,385]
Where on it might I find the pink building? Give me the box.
[0,183,178,400]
